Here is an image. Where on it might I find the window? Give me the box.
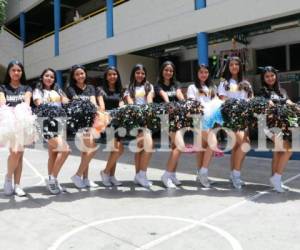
[290,43,300,71]
[256,46,286,72]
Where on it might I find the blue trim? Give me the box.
[19,12,26,43]
[195,0,206,10]
[197,32,208,65]
[56,70,63,88]
[106,0,114,38]
[195,0,208,65]
[108,55,117,67]
[54,0,61,56]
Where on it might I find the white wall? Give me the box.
[114,0,195,35]
[24,12,107,78]
[117,54,159,87]
[207,0,224,6]
[6,0,44,22]
[249,27,300,49]
[60,13,106,56]
[24,35,54,71]
[23,0,300,78]
[0,29,23,67]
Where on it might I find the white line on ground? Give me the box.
[48,215,243,250]
[136,172,300,250]
[23,158,45,186]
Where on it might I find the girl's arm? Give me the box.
[119,100,125,107]
[186,86,195,100]
[176,89,185,101]
[159,90,169,103]
[24,91,32,105]
[90,96,98,107]
[97,95,106,111]
[147,85,154,103]
[0,92,6,105]
[126,95,134,104]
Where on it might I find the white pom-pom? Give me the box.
[14,103,38,145]
[0,105,16,145]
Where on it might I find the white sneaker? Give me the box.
[100,171,112,187]
[47,178,60,194]
[110,176,122,186]
[198,173,211,188]
[170,174,182,186]
[57,182,67,193]
[4,176,14,196]
[230,174,242,189]
[270,176,285,193]
[230,173,246,187]
[71,175,86,189]
[83,178,98,188]
[134,173,152,188]
[14,185,26,197]
[161,173,176,189]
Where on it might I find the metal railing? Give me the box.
[24,0,127,48]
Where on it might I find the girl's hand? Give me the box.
[268,100,275,107]
[286,99,295,106]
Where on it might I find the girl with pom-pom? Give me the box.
[217,56,253,189]
[66,65,99,189]
[124,64,154,188]
[153,61,186,188]
[187,64,223,188]
[33,68,70,194]
[0,60,32,196]
[97,66,125,187]
[259,66,294,192]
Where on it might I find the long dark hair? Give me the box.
[222,56,243,91]
[4,60,27,86]
[102,66,123,94]
[195,64,215,98]
[128,64,152,99]
[35,68,60,92]
[260,66,283,98]
[69,64,88,87]
[157,61,177,85]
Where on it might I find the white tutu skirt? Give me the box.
[0,103,37,147]
[201,98,224,130]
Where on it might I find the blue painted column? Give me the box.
[56,70,63,88]
[54,0,61,56]
[108,55,117,67]
[19,12,26,44]
[195,0,208,65]
[106,0,116,67]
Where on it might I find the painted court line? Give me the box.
[48,215,243,250]
[48,173,300,250]
[23,158,45,186]
[136,172,300,250]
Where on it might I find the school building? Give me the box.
[1,0,300,100]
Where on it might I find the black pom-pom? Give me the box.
[221,98,248,131]
[63,99,97,135]
[34,104,67,139]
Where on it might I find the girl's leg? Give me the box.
[13,151,24,185]
[47,140,58,176]
[234,131,250,171]
[270,148,292,193]
[166,132,182,173]
[101,140,124,186]
[72,133,97,188]
[274,141,292,175]
[48,137,70,178]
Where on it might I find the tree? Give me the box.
[0,0,7,28]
